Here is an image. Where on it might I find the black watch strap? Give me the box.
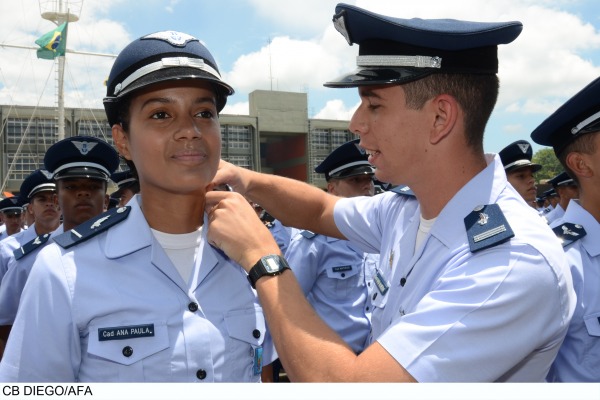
[247,254,290,289]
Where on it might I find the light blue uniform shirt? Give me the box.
[547,200,600,382]
[0,225,64,325]
[285,232,378,353]
[545,204,565,225]
[0,197,275,382]
[333,154,575,382]
[0,225,36,284]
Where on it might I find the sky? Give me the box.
[1,0,600,154]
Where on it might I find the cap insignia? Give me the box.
[72,141,97,155]
[333,13,352,45]
[517,143,530,153]
[40,169,53,179]
[143,31,198,47]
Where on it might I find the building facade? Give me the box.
[0,90,357,195]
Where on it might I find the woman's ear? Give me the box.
[112,124,132,161]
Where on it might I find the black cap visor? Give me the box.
[53,167,109,182]
[329,165,375,180]
[324,67,434,88]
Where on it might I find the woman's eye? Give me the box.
[151,111,169,119]
[197,110,215,119]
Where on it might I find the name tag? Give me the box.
[332,265,352,272]
[253,346,263,376]
[373,269,389,295]
[98,323,155,341]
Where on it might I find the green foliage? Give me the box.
[532,148,563,182]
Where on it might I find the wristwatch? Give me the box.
[247,254,291,289]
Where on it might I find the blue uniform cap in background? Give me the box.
[498,140,542,174]
[44,136,120,182]
[0,197,24,214]
[531,76,600,155]
[548,171,576,188]
[324,3,522,88]
[19,169,56,200]
[315,138,374,181]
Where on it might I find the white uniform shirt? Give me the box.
[545,204,565,225]
[285,232,378,353]
[547,200,600,382]
[0,197,275,382]
[0,224,37,284]
[333,154,575,382]
[0,225,64,325]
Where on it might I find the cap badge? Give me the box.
[143,31,197,47]
[41,169,53,179]
[517,143,530,153]
[72,141,97,155]
[333,13,352,45]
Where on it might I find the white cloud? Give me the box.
[313,99,358,120]
[222,101,249,116]
[247,0,341,35]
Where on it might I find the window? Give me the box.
[77,120,114,146]
[223,125,251,149]
[226,155,252,169]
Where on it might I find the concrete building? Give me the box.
[0,90,356,195]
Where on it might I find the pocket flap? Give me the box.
[224,307,266,346]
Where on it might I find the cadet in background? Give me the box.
[0,136,116,366]
[498,139,542,208]
[531,76,600,382]
[544,171,580,225]
[0,198,24,241]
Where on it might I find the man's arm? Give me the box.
[212,160,343,239]
[204,191,415,382]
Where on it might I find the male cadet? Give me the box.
[498,140,542,207]
[0,169,60,358]
[110,169,139,207]
[542,187,559,212]
[205,4,574,382]
[531,76,600,382]
[285,139,379,354]
[544,171,580,225]
[0,198,24,240]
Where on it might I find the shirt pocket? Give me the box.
[86,321,169,366]
[223,306,267,381]
[324,263,361,298]
[584,312,600,337]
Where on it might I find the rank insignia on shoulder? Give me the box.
[464,204,514,253]
[552,222,586,247]
[300,230,317,239]
[13,233,52,260]
[54,206,131,249]
[391,185,415,196]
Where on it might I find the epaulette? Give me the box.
[552,222,587,248]
[464,204,514,253]
[300,230,317,239]
[265,221,275,229]
[390,185,415,196]
[13,233,52,261]
[53,206,131,249]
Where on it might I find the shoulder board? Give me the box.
[265,221,274,229]
[390,185,415,196]
[53,206,131,249]
[552,222,587,248]
[300,230,318,239]
[464,204,515,253]
[13,233,52,261]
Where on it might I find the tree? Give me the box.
[532,148,563,182]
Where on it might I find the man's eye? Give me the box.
[197,110,215,119]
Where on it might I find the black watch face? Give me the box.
[263,255,281,273]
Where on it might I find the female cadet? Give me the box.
[0,31,274,382]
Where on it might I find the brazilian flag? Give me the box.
[35,22,68,60]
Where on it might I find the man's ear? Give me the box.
[429,94,458,145]
[112,124,132,160]
[565,152,592,179]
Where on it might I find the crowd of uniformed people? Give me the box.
[0,2,597,383]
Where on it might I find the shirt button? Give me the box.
[341,273,346,278]
[196,369,207,380]
[252,329,261,339]
[122,346,133,357]
[188,302,199,312]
